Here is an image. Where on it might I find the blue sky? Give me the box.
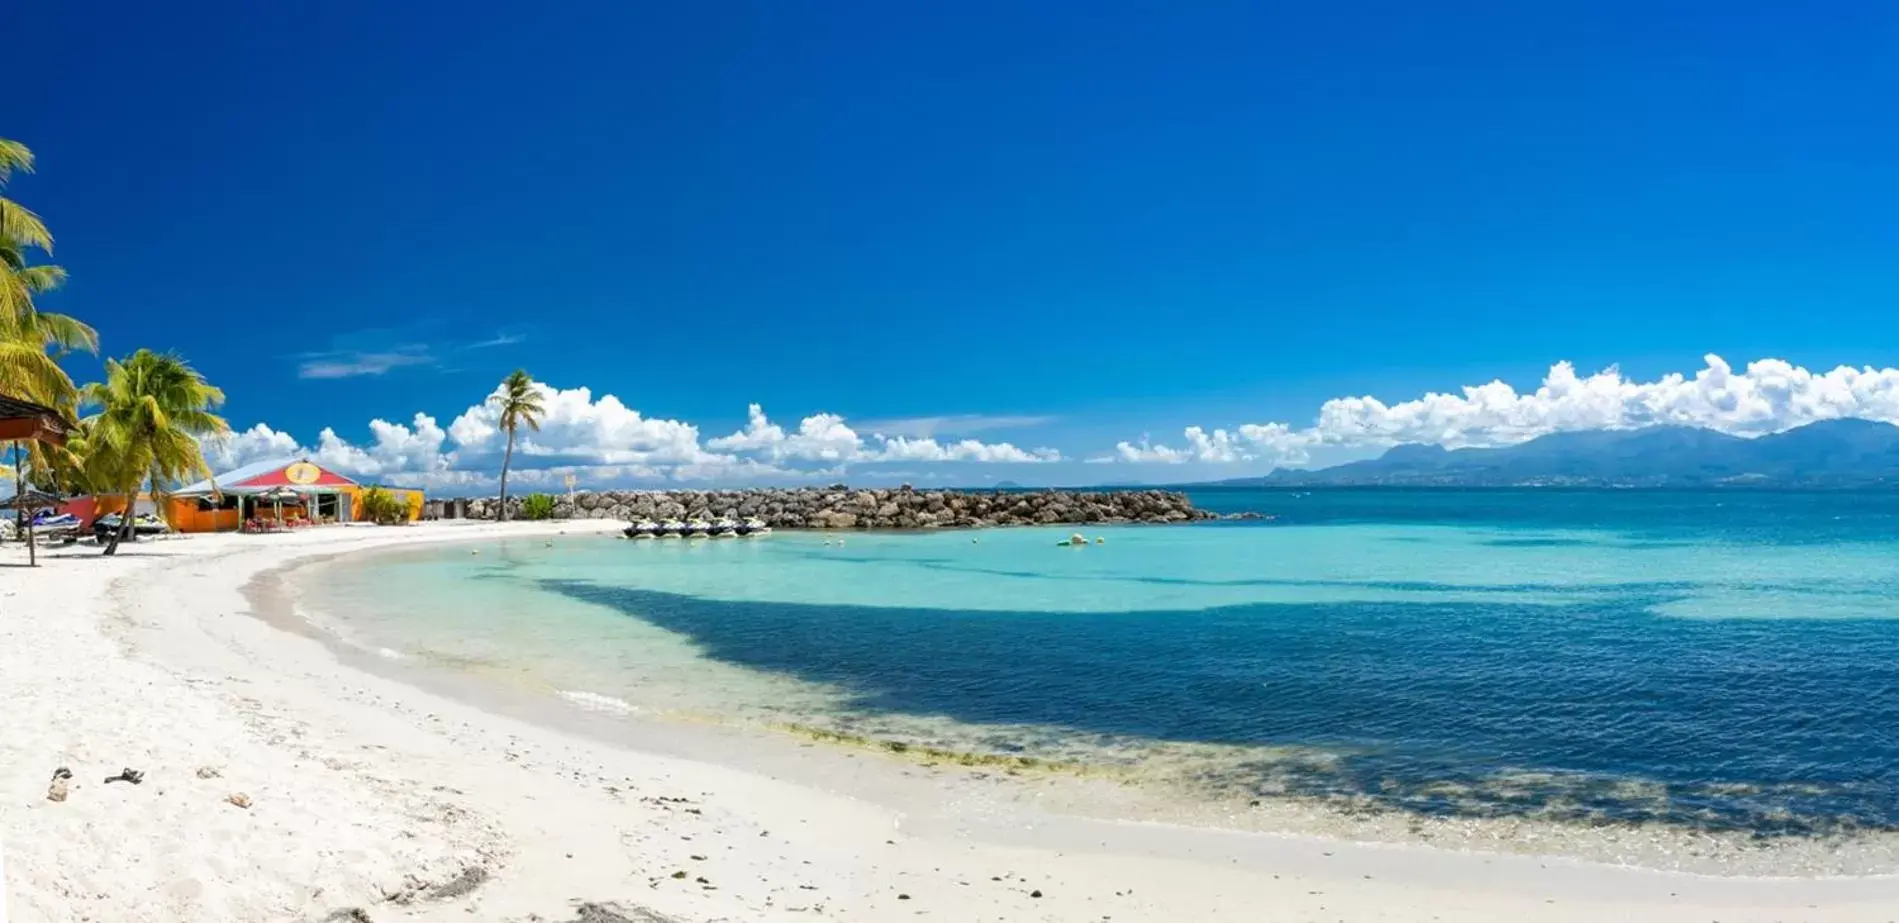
[10,2,1899,487]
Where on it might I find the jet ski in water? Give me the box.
[623,519,660,539]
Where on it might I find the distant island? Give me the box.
[1206,419,1899,488]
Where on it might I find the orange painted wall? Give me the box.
[59,485,429,534]
[156,487,426,532]
[57,495,104,527]
[163,498,242,533]
[56,494,157,528]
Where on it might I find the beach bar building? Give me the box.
[165,458,423,531]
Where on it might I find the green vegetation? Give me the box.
[519,492,557,520]
[0,134,546,557]
[1,137,96,400]
[490,368,545,522]
[359,486,408,525]
[31,416,100,496]
[3,137,100,551]
[0,135,239,560]
[81,350,230,553]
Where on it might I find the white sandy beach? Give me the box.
[4,522,1899,922]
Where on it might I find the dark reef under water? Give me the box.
[537,575,1899,837]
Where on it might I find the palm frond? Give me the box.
[77,379,111,410]
[493,368,547,435]
[15,264,67,295]
[166,409,230,437]
[20,308,95,356]
[0,138,34,183]
[26,430,96,496]
[0,340,76,405]
[79,349,230,498]
[0,248,72,341]
[0,198,52,253]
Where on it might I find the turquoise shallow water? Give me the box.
[299,489,1899,836]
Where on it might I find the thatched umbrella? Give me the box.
[0,393,67,567]
[1,486,64,564]
[0,487,63,512]
[258,485,301,528]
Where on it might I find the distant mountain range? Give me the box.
[1210,419,1899,488]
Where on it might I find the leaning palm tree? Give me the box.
[490,369,545,521]
[81,350,229,554]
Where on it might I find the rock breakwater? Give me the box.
[448,487,1214,529]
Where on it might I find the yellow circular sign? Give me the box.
[284,462,321,485]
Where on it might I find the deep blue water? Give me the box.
[329,488,1899,835]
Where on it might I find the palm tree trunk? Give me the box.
[15,443,34,567]
[103,488,135,555]
[497,429,515,522]
[12,442,22,534]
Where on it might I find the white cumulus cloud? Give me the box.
[878,436,1060,464]
[447,383,725,468]
[1113,426,1251,464]
[1119,355,1899,466]
[204,423,303,471]
[704,403,786,454]
[709,404,1060,464]
[773,412,866,463]
[195,387,1056,491]
[313,413,451,478]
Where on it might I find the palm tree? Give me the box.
[0,138,93,400]
[2,137,97,554]
[81,350,229,554]
[0,239,89,403]
[490,369,545,521]
[1,237,92,536]
[26,413,101,497]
